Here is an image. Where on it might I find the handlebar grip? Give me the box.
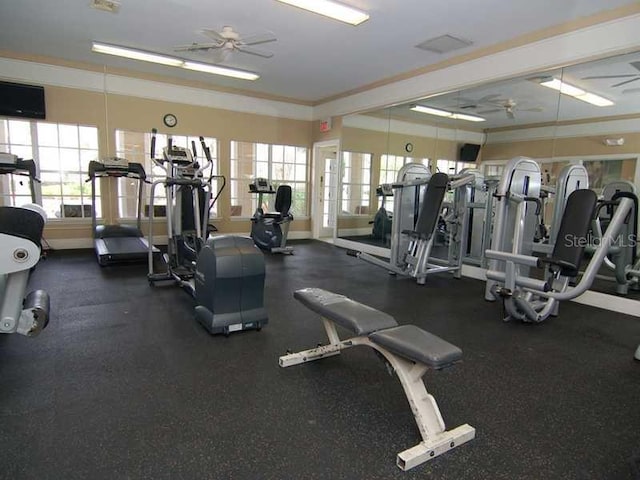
[150,128,157,159]
[346,249,361,257]
[191,140,198,158]
[200,136,212,163]
[524,196,542,216]
[167,136,173,150]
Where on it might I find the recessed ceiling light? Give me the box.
[276,0,369,26]
[91,42,260,80]
[537,77,614,107]
[411,105,485,122]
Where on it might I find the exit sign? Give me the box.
[319,118,332,132]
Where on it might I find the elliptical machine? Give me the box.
[370,184,393,245]
[147,129,268,335]
[249,178,294,254]
[0,204,50,336]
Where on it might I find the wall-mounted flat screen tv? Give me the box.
[459,143,481,163]
[0,81,46,119]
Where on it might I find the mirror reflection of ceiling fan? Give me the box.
[456,95,543,119]
[174,26,277,63]
[582,60,640,94]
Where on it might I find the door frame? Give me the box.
[311,139,340,240]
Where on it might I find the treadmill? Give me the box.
[87,157,160,266]
[0,152,39,203]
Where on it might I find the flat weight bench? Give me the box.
[279,288,475,471]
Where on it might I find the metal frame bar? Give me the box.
[279,316,475,471]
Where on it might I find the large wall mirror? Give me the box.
[334,49,640,302]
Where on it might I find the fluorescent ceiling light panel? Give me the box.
[539,78,614,107]
[91,42,259,80]
[92,42,183,67]
[276,0,369,25]
[182,61,259,81]
[411,105,485,122]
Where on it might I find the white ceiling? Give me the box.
[0,0,635,103]
[377,50,640,129]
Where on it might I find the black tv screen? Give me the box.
[459,143,480,163]
[0,81,46,119]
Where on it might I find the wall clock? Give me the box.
[163,113,178,128]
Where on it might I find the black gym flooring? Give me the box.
[1,240,639,479]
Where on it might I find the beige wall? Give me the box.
[34,84,314,243]
[482,132,640,161]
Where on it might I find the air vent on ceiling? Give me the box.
[91,0,120,13]
[415,34,473,54]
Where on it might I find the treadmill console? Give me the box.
[0,152,18,166]
[102,156,129,169]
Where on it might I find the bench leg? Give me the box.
[279,317,353,367]
[362,339,476,471]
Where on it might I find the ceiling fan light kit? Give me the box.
[91,42,260,81]
[537,77,613,107]
[276,0,369,26]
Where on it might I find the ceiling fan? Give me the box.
[174,26,277,63]
[476,98,544,119]
[582,60,640,91]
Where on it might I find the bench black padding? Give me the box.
[369,325,462,369]
[294,288,397,335]
[403,172,449,240]
[545,189,597,277]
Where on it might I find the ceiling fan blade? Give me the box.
[476,109,501,114]
[622,87,640,95]
[521,107,544,112]
[239,32,277,46]
[235,45,273,58]
[174,43,220,52]
[582,74,638,79]
[611,77,640,88]
[200,28,226,41]
[630,61,640,72]
[476,93,503,104]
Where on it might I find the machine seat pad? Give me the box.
[294,288,397,335]
[369,325,462,369]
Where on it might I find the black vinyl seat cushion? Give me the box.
[402,172,449,240]
[369,325,462,369]
[549,189,597,277]
[294,288,397,335]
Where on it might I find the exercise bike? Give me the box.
[147,129,268,335]
[249,178,294,254]
[370,184,393,245]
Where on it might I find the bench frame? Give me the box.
[280,317,475,471]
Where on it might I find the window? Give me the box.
[484,164,504,178]
[0,119,36,208]
[436,159,476,175]
[0,118,100,219]
[230,141,308,217]
[379,154,429,184]
[379,154,429,213]
[341,151,371,215]
[115,131,219,218]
